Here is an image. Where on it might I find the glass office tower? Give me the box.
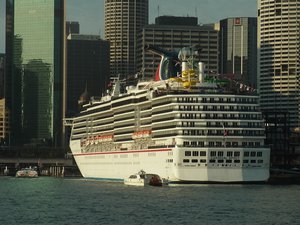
[6,0,65,146]
[219,17,257,88]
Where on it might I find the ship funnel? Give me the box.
[198,62,205,83]
[178,47,192,62]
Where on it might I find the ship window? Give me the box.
[192,159,198,163]
[200,159,206,163]
[185,151,191,156]
[183,159,190,163]
[257,152,262,157]
[244,151,249,157]
[198,142,204,147]
[191,141,197,147]
[227,151,233,157]
[251,151,256,157]
[234,152,240,157]
[216,142,222,147]
[200,151,206,156]
[209,142,215,147]
[192,151,199,156]
[210,151,216,157]
[183,141,189,147]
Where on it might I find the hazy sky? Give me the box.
[0,0,257,53]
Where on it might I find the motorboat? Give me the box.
[15,167,38,178]
[124,170,167,186]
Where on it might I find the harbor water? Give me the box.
[0,177,299,225]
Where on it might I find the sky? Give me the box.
[0,0,257,53]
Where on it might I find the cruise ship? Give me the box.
[68,45,270,183]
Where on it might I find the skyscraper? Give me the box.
[6,0,65,146]
[67,34,110,116]
[0,54,5,98]
[66,21,80,37]
[258,0,300,128]
[219,17,257,87]
[104,0,148,78]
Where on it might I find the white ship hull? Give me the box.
[70,140,270,183]
[68,45,271,184]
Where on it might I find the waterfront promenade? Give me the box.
[0,146,81,177]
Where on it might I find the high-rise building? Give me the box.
[136,16,219,79]
[219,17,257,87]
[258,0,300,128]
[0,54,5,99]
[67,34,110,116]
[5,0,65,146]
[0,99,9,143]
[104,0,148,78]
[66,21,80,37]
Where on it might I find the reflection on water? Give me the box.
[0,177,299,225]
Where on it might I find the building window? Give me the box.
[200,151,206,156]
[251,151,256,157]
[257,152,262,157]
[275,9,281,16]
[234,152,240,157]
[218,151,223,157]
[210,151,216,157]
[227,151,233,157]
[185,151,191,156]
[192,159,198,163]
[244,151,249,157]
[193,151,199,156]
[183,159,190,163]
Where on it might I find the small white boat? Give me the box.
[16,168,38,178]
[124,170,167,186]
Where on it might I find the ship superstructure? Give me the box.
[69,45,270,183]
